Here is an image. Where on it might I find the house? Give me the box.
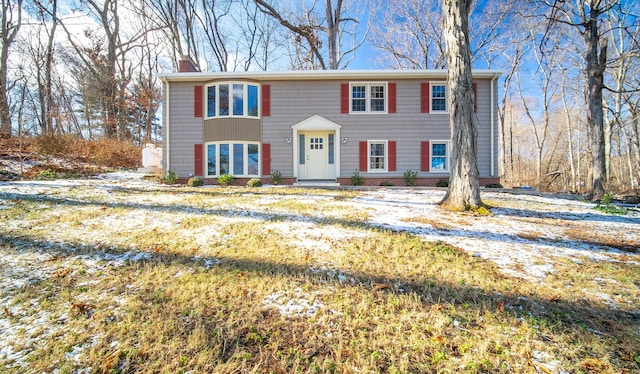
[159,58,501,186]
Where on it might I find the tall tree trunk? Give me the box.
[0,0,22,137]
[439,0,483,211]
[584,7,608,200]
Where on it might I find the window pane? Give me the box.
[219,84,229,116]
[299,134,305,164]
[207,144,216,175]
[233,143,244,175]
[233,84,244,116]
[432,143,447,170]
[220,144,229,174]
[328,134,334,164]
[247,85,258,117]
[370,85,385,112]
[432,143,447,156]
[352,85,366,112]
[248,144,259,175]
[207,86,216,117]
[370,143,385,170]
[432,85,446,111]
[432,157,447,170]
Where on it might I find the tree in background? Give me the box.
[439,0,483,211]
[253,0,370,70]
[1,0,22,137]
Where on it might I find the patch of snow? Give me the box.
[262,287,324,317]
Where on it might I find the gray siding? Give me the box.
[166,82,203,177]
[204,118,261,142]
[263,78,498,179]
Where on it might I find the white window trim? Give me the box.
[429,140,450,173]
[349,82,388,114]
[430,81,448,113]
[205,141,261,177]
[204,82,261,120]
[367,140,388,173]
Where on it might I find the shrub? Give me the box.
[247,178,262,187]
[403,169,418,186]
[270,170,283,185]
[436,178,449,187]
[162,169,179,184]
[187,177,204,187]
[379,180,395,186]
[37,169,60,180]
[351,170,364,186]
[594,192,627,215]
[217,173,234,186]
[485,183,503,189]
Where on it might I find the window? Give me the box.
[350,82,387,113]
[368,141,387,172]
[205,82,260,118]
[431,82,447,112]
[206,142,261,177]
[431,141,449,171]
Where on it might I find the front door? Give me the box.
[304,132,329,179]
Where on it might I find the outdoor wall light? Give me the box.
[342,138,348,144]
[286,137,292,144]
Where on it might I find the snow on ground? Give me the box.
[354,189,639,281]
[0,172,638,370]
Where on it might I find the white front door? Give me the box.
[304,132,329,179]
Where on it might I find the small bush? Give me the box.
[379,180,395,187]
[187,177,204,187]
[270,170,283,185]
[485,183,503,188]
[351,170,364,186]
[594,192,627,215]
[162,169,179,184]
[403,170,418,186]
[218,173,234,186]
[436,178,449,187]
[247,178,262,187]
[37,169,60,180]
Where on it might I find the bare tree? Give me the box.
[439,0,483,211]
[539,0,621,200]
[1,0,22,137]
[253,0,368,70]
[370,0,446,69]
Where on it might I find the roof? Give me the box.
[159,69,502,83]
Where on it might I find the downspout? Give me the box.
[490,73,499,177]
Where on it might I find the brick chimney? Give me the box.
[178,55,200,72]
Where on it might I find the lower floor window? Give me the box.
[369,141,387,172]
[207,142,259,177]
[431,142,449,171]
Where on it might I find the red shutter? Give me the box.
[194,143,203,176]
[359,141,368,171]
[421,82,430,113]
[341,83,349,113]
[194,86,203,118]
[421,141,430,171]
[388,141,396,171]
[473,82,478,112]
[388,82,396,113]
[262,84,271,117]
[261,143,271,176]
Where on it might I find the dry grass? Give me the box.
[0,183,639,373]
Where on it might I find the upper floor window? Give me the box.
[206,82,260,119]
[431,82,447,112]
[351,82,387,113]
